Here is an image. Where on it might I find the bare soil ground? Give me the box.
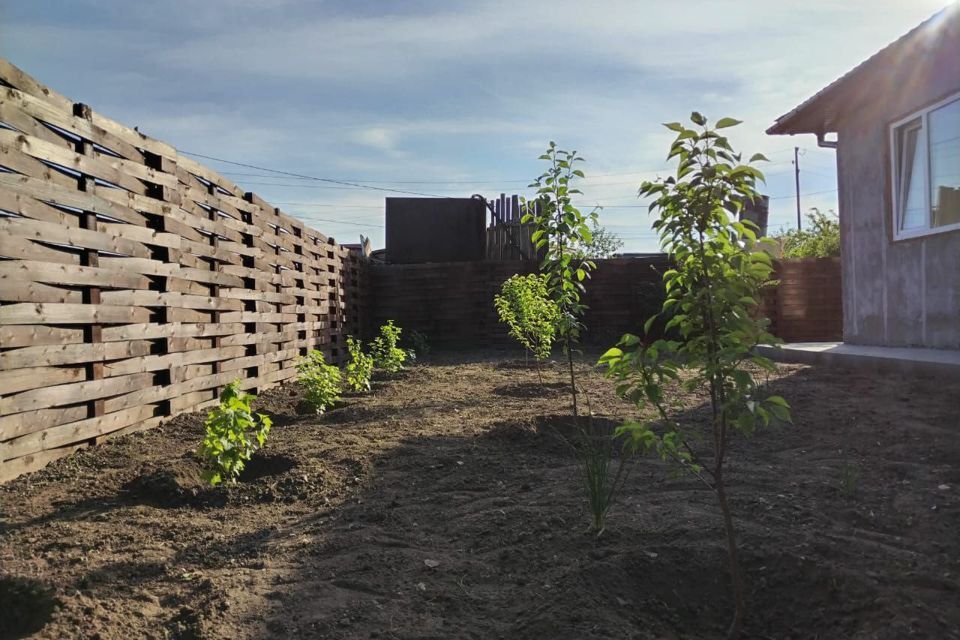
[1,352,959,640]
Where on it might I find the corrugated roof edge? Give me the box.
[767,2,960,136]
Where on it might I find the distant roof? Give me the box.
[768,3,960,136]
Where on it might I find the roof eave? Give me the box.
[766,91,842,136]
[767,3,959,137]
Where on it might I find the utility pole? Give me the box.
[793,146,802,230]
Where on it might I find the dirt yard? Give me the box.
[1,352,959,640]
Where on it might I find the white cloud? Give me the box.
[4,0,951,250]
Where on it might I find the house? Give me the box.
[768,3,960,349]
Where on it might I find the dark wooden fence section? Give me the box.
[769,257,842,342]
[370,256,841,348]
[0,60,366,481]
[369,256,671,347]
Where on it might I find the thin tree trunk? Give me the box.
[566,337,578,418]
[535,358,543,385]
[716,473,745,639]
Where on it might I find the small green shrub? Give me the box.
[197,381,272,486]
[370,320,407,373]
[776,208,840,258]
[344,336,374,393]
[494,273,560,380]
[297,349,342,413]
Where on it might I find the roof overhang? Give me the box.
[768,3,960,136]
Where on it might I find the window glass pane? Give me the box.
[929,97,960,228]
[898,122,926,231]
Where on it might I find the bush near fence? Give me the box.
[0,59,366,481]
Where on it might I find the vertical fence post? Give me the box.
[206,183,223,397]
[72,103,105,432]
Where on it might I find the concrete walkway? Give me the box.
[756,342,960,379]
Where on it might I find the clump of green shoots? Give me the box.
[197,381,272,485]
[370,320,408,374]
[296,349,342,413]
[344,336,374,393]
[576,396,633,535]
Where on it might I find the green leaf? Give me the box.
[748,153,769,163]
[690,111,707,126]
[643,315,656,334]
[599,347,623,362]
[715,117,742,129]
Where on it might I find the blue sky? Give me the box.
[0,0,950,251]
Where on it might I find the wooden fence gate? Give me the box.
[483,193,541,261]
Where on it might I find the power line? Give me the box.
[294,216,384,229]
[217,171,666,185]
[179,150,450,198]
[768,188,837,200]
[186,148,819,194]
[179,149,837,233]
[270,202,383,209]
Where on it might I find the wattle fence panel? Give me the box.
[0,59,366,481]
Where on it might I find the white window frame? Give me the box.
[889,90,960,241]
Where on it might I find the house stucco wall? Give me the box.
[835,44,960,349]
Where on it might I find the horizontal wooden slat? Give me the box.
[0,172,147,226]
[0,232,83,264]
[104,345,246,377]
[0,405,89,442]
[0,341,152,370]
[0,365,86,394]
[0,280,83,303]
[0,372,154,414]
[0,404,158,461]
[0,324,87,347]
[0,303,152,325]
[0,216,152,258]
[0,260,151,289]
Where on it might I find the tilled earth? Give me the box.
[1,352,959,639]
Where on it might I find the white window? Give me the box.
[890,92,960,240]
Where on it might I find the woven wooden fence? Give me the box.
[0,59,366,482]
